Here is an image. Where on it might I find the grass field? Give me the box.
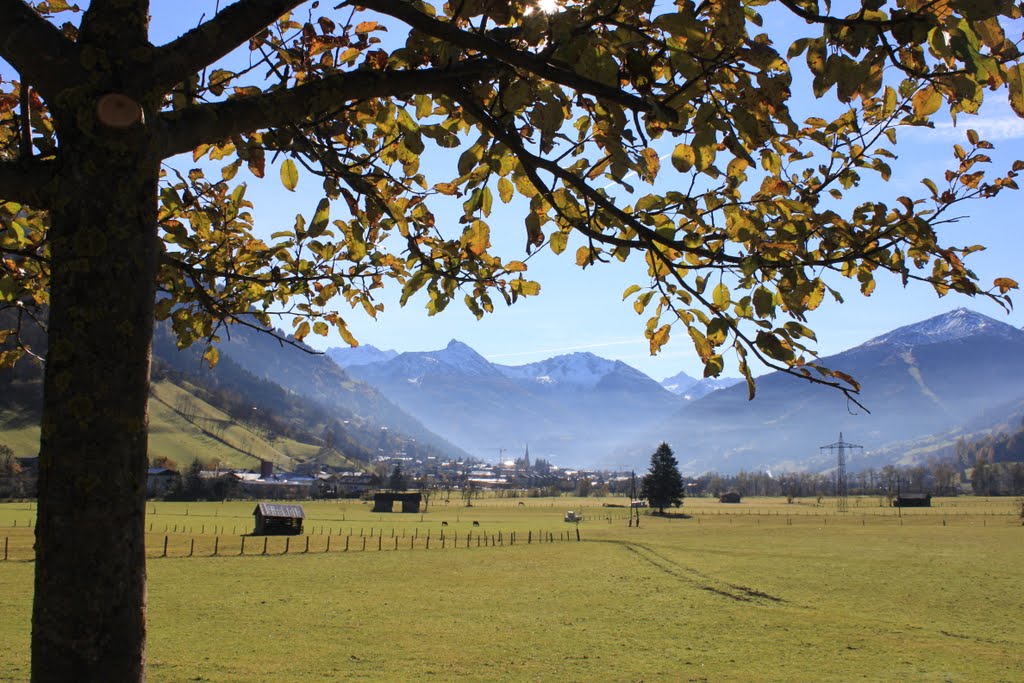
[1,496,1021,682]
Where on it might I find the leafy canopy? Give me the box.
[1,0,1023,405]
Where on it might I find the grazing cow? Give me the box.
[441,521,448,526]
[472,521,480,527]
[517,502,525,506]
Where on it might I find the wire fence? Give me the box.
[0,526,582,562]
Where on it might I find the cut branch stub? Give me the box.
[96,93,144,129]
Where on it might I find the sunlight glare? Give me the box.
[536,0,562,14]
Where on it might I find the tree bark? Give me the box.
[31,96,160,682]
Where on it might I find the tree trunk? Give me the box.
[32,101,159,682]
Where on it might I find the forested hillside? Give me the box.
[955,416,1024,495]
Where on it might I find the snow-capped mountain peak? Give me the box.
[861,308,1024,348]
[660,370,699,394]
[497,351,645,389]
[434,339,496,373]
[325,343,398,368]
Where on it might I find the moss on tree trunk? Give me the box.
[32,110,159,682]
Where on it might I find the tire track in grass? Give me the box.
[593,539,786,605]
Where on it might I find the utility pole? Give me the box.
[819,433,862,513]
[629,470,640,527]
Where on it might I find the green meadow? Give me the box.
[1,497,1021,682]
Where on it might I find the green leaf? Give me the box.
[753,287,775,318]
[498,177,514,203]
[1008,64,1024,117]
[513,278,541,296]
[911,86,943,118]
[671,144,695,173]
[712,282,730,308]
[309,198,330,237]
[280,158,299,191]
[461,220,490,256]
[400,271,430,306]
[550,231,568,255]
[688,327,712,361]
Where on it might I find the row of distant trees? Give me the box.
[634,432,1024,503]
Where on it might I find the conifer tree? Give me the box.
[641,442,684,514]
[388,463,407,491]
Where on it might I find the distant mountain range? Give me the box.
[339,341,688,465]
[643,308,1024,474]
[326,345,398,368]
[152,323,469,463]
[5,306,1023,476]
[659,370,743,399]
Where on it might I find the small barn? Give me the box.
[372,491,421,513]
[892,493,932,508]
[145,467,180,497]
[253,503,305,535]
[719,491,742,504]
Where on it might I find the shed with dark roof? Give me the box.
[892,493,932,508]
[253,503,305,535]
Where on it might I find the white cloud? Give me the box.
[904,105,1024,142]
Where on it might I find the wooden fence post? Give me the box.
[162,536,168,558]
[362,537,367,551]
[3,537,7,561]
[262,537,268,555]
[213,537,219,557]
[305,536,310,553]
[528,531,532,544]
[188,538,194,557]
[345,536,349,552]
[285,537,291,554]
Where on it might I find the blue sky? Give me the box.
[208,2,1024,381]
[8,1,1024,382]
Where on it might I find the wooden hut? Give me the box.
[372,491,421,513]
[892,493,932,508]
[719,491,742,504]
[253,503,305,535]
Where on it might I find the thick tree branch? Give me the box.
[357,0,656,115]
[0,0,83,98]
[78,0,150,57]
[0,158,57,208]
[149,0,305,91]
[776,0,914,28]
[156,60,509,157]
